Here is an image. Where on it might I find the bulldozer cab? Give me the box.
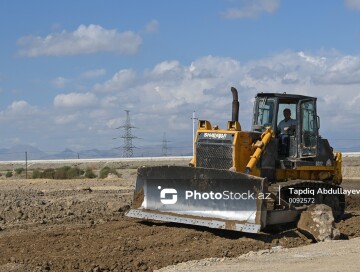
[252,93,319,158]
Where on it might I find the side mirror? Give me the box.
[317,116,320,129]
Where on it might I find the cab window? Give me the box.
[277,103,297,131]
[255,98,275,128]
[277,104,296,121]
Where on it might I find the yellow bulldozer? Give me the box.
[126,88,344,234]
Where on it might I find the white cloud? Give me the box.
[8,101,37,113]
[93,69,136,92]
[222,0,280,19]
[345,0,360,10]
[189,55,242,79]
[147,60,183,78]
[54,92,98,108]
[0,100,39,123]
[4,50,360,153]
[145,20,159,33]
[133,52,360,138]
[17,24,142,57]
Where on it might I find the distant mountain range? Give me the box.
[0,145,121,161]
[0,144,192,161]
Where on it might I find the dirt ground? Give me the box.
[159,237,360,272]
[0,168,359,271]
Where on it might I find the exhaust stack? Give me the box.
[231,87,239,122]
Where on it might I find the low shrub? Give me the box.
[53,166,84,179]
[54,166,71,179]
[42,168,55,179]
[99,167,119,179]
[32,169,42,179]
[85,168,97,178]
[66,167,83,179]
[15,167,25,174]
[6,171,13,178]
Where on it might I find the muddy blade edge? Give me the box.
[126,166,267,233]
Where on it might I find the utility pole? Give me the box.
[25,151,28,179]
[114,110,139,157]
[162,132,170,156]
[191,111,198,156]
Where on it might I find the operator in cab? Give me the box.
[278,108,297,155]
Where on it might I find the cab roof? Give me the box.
[256,92,316,102]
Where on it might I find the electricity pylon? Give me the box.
[114,110,139,157]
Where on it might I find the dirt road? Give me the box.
[0,168,359,271]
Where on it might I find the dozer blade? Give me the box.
[126,166,268,233]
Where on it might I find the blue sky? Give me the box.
[1,0,360,156]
